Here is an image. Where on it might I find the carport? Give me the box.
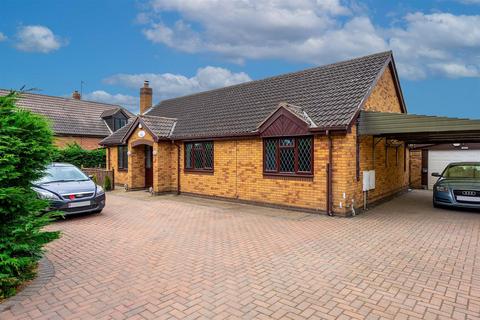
[357,111,480,207]
[358,111,480,184]
[358,111,480,144]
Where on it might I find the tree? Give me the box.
[0,91,60,299]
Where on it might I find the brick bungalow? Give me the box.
[101,51,410,216]
[0,89,133,150]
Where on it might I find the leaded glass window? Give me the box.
[280,142,295,173]
[185,143,193,169]
[263,137,313,175]
[297,137,312,172]
[204,142,213,169]
[265,139,277,171]
[193,143,204,169]
[185,141,214,171]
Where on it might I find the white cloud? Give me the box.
[139,1,480,80]
[388,12,480,78]
[85,66,251,113]
[141,0,360,64]
[83,90,138,112]
[15,25,65,53]
[0,32,6,42]
[428,63,479,78]
[104,66,252,100]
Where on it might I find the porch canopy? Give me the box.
[358,111,480,144]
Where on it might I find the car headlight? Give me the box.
[96,185,105,195]
[32,187,61,200]
[436,185,449,192]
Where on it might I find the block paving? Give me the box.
[1,190,479,319]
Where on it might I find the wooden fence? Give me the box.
[81,167,115,190]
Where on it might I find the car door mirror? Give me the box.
[88,175,94,179]
[431,172,441,177]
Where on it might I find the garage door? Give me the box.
[428,150,480,189]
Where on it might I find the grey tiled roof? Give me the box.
[99,120,136,146]
[99,115,177,146]
[146,51,394,139]
[142,115,177,138]
[0,89,132,137]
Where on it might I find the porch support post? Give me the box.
[372,137,385,168]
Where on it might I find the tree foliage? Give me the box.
[52,143,106,168]
[0,92,60,299]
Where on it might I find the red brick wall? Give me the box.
[55,136,102,150]
[106,145,128,186]
[169,138,328,211]
[409,150,423,189]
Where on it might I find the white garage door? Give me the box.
[428,150,480,189]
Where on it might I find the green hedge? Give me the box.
[53,143,106,168]
[0,92,60,299]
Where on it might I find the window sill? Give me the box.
[184,170,214,175]
[118,168,128,172]
[263,172,313,180]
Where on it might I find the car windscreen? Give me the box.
[442,164,480,179]
[35,165,89,184]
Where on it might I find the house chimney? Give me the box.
[72,90,81,100]
[140,80,152,115]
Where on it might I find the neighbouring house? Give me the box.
[410,143,480,190]
[101,51,413,216]
[0,89,133,150]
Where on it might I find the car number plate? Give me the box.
[456,196,480,202]
[68,201,91,208]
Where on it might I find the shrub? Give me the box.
[52,143,106,168]
[104,175,112,191]
[0,91,60,299]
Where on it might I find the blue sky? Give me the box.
[1,0,479,118]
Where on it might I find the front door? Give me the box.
[145,145,153,188]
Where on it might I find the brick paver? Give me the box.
[1,190,479,319]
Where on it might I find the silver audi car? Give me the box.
[432,162,480,210]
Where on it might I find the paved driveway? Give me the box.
[1,190,479,320]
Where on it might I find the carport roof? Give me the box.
[358,111,480,143]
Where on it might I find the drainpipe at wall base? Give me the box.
[175,142,181,195]
[327,132,334,216]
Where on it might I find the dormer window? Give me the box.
[114,117,127,131]
[102,108,129,132]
